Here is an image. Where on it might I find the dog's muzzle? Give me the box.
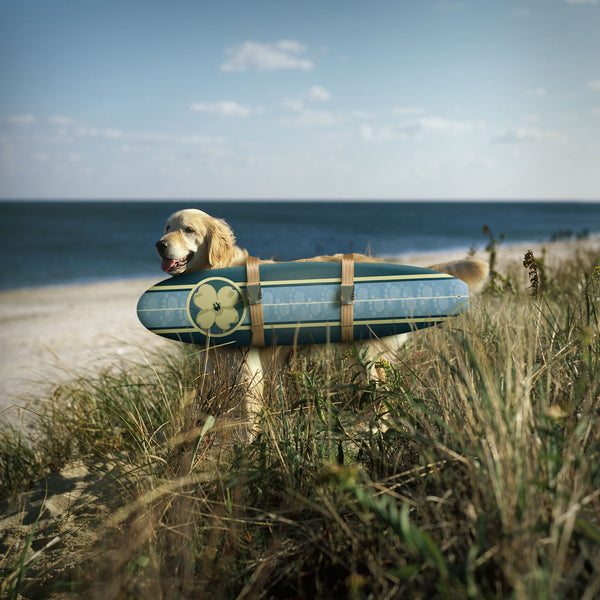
[156,240,194,274]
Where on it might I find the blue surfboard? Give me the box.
[136,261,468,347]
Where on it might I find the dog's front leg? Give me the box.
[240,346,265,433]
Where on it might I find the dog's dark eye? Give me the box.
[184,226,195,234]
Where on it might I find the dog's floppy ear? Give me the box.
[207,217,236,268]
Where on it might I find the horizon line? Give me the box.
[1,197,599,203]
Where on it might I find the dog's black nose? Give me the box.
[156,240,168,254]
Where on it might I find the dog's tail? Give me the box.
[428,258,489,293]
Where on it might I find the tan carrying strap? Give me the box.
[340,254,355,343]
[246,256,265,347]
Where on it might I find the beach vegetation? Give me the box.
[1,245,599,599]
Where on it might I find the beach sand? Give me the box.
[1,238,599,418]
[0,278,174,420]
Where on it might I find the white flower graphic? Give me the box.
[192,283,241,332]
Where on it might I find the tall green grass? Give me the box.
[1,247,599,599]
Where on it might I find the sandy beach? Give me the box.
[1,238,598,418]
[0,278,174,420]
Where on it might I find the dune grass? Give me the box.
[1,245,599,599]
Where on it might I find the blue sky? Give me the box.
[1,0,599,200]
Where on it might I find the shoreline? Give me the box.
[1,237,599,417]
[2,232,599,294]
[0,277,173,420]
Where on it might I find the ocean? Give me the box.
[1,200,599,290]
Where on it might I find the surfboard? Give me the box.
[136,261,469,347]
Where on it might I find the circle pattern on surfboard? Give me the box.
[187,277,247,337]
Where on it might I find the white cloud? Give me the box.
[285,85,332,109]
[5,114,36,125]
[30,150,82,166]
[563,0,597,4]
[587,79,600,91]
[526,87,547,96]
[69,127,229,151]
[275,40,305,53]
[281,86,337,127]
[220,40,313,72]
[282,98,304,112]
[48,115,74,126]
[393,106,425,116]
[349,110,374,119]
[134,132,227,146]
[358,124,399,142]
[305,85,331,102]
[190,101,256,117]
[408,117,475,135]
[1,116,229,151]
[492,127,560,143]
[359,116,476,142]
[76,126,123,139]
[283,107,339,128]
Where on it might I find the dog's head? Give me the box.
[155,209,238,275]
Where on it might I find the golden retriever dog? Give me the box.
[156,208,488,431]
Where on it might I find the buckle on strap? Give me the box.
[247,282,262,305]
[340,284,355,305]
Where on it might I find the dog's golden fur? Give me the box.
[156,208,488,427]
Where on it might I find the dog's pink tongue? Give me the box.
[161,258,177,272]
